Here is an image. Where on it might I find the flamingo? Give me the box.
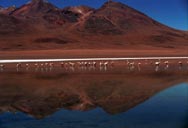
[49,63,54,67]
[129,62,135,71]
[99,61,104,67]
[16,63,22,68]
[104,61,109,67]
[137,62,141,71]
[40,63,44,67]
[84,62,88,67]
[34,63,39,67]
[178,61,183,70]
[0,64,4,67]
[60,62,64,68]
[164,61,169,70]
[0,64,5,70]
[45,63,49,66]
[93,61,97,67]
[155,61,160,72]
[25,63,29,67]
[69,62,75,67]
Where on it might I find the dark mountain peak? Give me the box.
[12,0,58,16]
[79,0,160,35]
[29,0,57,11]
[0,6,4,12]
[30,0,49,5]
[99,0,147,17]
[0,5,16,15]
[60,5,95,23]
[102,0,129,9]
[82,0,169,35]
[63,5,94,15]
[31,0,45,2]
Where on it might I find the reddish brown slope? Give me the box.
[76,1,162,34]
[0,0,187,50]
[11,0,91,24]
[0,6,16,15]
[62,5,95,22]
[74,1,187,46]
[12,0,58,16]
[0,14,31,35]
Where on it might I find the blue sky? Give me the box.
[0,0,187,31]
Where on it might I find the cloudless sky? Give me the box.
[0,0,187,31]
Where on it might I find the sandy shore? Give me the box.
[0,49,188,59]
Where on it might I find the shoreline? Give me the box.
[0,56,188,64]
[0,49,188,59]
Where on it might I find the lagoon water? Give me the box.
[0,71,187,128]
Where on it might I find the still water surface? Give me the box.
[0,71,187,128]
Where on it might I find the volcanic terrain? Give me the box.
[0,0,187,57]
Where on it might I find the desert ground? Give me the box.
[0,48,188,59]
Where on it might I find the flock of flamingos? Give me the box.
[0,59,187,72]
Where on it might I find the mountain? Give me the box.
[11,0,94,25]
[0,14,31,35]
[0,6,16,15]
[70,1,187,49]
[62,5,95,22]
[0,0,187,50]
[12,0,58,16]
[63,5,94,15]
[76,1,162,34]
[75,1,186,38]
[0,5,3,10]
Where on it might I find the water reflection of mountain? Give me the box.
[0,72,187,119]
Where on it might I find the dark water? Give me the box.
[0,84,188,128]
[0,71,188,128]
